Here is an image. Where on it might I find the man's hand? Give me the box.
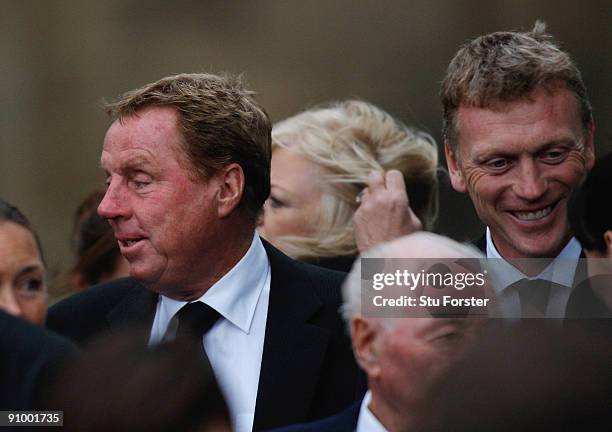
[353,170,422,252]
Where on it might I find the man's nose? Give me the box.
[98,182,130,220]
[0,287,23,318]
[512,160,547,201]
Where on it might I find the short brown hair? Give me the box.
[105,73,272,221]
[441,21,592,153]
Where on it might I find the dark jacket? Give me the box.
[269,399,361,432]
[0,311,78,410]
[47,241,365,430]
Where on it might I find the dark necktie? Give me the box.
[174,302,220,343]
[513,279,551,318]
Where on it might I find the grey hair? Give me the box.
[341,232,483,326]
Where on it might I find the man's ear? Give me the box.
[216,163,245,218]
[351,316,382,378]
[603,230,612,257]
[445,142,466,193]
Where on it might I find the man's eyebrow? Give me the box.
[123,156,154,170]
[100,156,155,171]
[473,138,578,162]
[473,150,514,162]
[538,138,579,150]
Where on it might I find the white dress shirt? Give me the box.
[356,391,389,432]
[485,227,581,318]
[148,231,271,432]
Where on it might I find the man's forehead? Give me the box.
[455,100,584,156]
[455,88,582,132]
[104,106,181,143]
[100,152,155,169]
[100,107,188,168]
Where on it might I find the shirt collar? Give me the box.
[159,231,269,334]
[485,227,581,291]
[356,391,389,432]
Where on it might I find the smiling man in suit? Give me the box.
[47,73,362,431]
[441,22,595,318]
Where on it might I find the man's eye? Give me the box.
[541,149,567,163]
[486,158,509,170]
[433,331,463,347]
[133,180,149,188]
[130,176,152,189]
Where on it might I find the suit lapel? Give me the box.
[106,280,159,344]
[253,242,332,430]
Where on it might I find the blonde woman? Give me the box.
[258,100,439,270]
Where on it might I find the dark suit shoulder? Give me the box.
[265,244,349,334]
[269,400,361,432]
[311,255,356,273]
[294,259,346,302]
[255,242,365,430]
[264,241,346,304]
[1,311,77,362]
[566,274,612,318]
[46,278,145,343]
[0,311,78,409]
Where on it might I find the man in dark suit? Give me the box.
[47,73,362,431]
[1,310,77,411]
[352,23,596,319]
[441,22,596,318]
[272,233,485,432]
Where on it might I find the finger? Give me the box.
[366,170,385,191]
[385,170,407,195]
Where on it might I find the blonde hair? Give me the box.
[271,100,439,261]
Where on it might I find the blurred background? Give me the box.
[1,0,610,297]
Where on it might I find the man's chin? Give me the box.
[513,237,569,259]
[129,265,162,286]
[128,267,186,298]
[493,229,571,259]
